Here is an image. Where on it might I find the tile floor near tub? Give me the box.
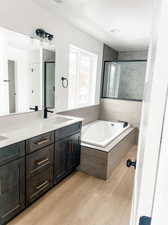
[8,146,137,225]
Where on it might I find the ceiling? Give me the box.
[34,0,153,51]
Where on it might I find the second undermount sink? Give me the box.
[0,135,8,141]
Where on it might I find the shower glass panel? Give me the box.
[102,60,147,101]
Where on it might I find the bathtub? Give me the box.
[82,120,130,148]
[79,120,138,180]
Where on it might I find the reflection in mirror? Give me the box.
[43,49,55,109]
[102,60,147,101]
[0,27,42,116]
[0,26,55,117]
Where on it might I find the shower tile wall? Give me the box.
[118,61,147,100]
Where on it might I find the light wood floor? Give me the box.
[8,146,137,225]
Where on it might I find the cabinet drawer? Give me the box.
[26,145,54,176]
[55,122,81,141]
[0,142,25,166]
[26,132,54,154]
[26,167,53,205]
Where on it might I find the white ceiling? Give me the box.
[34,0,153,51]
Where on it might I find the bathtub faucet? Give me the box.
[118,120,128,128]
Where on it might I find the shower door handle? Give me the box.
[126,159,136,169]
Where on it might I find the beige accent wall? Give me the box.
[100,99,142,127]
[59,105,100,125]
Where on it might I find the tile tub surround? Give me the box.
[100,99,142,128]
[59,105,100,125]
[79,127,138,180]
[0,114,83,148]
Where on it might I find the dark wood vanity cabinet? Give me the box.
[0,145,25,225]
[54,124,81,184]
[0,122,81,225]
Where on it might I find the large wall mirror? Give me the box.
[0,26,55,116]
[102,60,147,101]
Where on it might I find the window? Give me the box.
[68,45,98,109]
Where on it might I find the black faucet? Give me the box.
[29,106,39,111]
[44,107,54,119]
[118,120,128,128]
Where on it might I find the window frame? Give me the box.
[68,45,98,110]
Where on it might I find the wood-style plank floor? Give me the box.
[8,146,137,225]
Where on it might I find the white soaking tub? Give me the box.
[82,120,130,148]
[79,120,137,180]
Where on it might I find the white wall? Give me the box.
[0,0,103,115]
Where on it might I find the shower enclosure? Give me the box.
[102,60,147,101]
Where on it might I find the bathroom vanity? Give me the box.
[0,25,83,225]
[0,116,82,225]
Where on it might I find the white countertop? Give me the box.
[0,114,83,148]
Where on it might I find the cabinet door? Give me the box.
[67,133,81,172]
[54,133,81,184]
[54,138,68,184]
[0,158,25,225]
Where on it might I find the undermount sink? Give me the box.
[0,135,8,141]
[47,116,73,125]
[54,116,72,123]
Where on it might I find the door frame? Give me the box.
[130,0,168,224]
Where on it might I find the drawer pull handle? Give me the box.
[36,158,49,166]
[36,139,49,145]
[36,180,49,190]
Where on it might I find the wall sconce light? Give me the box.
[35,28,54,41]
